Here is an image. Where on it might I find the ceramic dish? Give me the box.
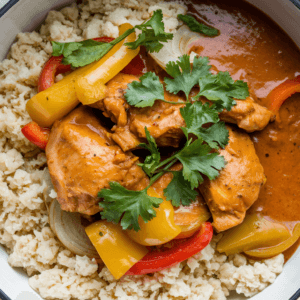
[0,1,300,299]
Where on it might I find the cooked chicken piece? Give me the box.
[219,97,276,132]
[198,125,266,232]
[91,74,274,151]
[46,106,149,215]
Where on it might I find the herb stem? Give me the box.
[160,99,186,105]
[148,157,178,186]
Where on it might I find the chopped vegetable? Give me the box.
[178,14,219,37]
[125,188,181,246]
[217,214,292,256]
[121,53,145,76]
[126,222,213,275]
[21,121,50,150]
[38,37,114,92]
[98,182,163,232]
[85,220,148,279]
[194,71,250,111]
[164,55,211,101]
[26,24,136,127]
[244,223,300,258]
[74,23,139,105]
[173,197,211,239]
[52,10,172,68]
[38,55,71,92]
[266,75,300,112]
[125,72,165,107]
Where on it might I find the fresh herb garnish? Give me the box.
[194,71,250,111]
[164,55,211,101]
[99,54,249,231]
[138,127,161,177]
[125,72,165,107]
[180,102,229,149]
[52,10,173,68]
[164,171,198,207]
[178,14,219,37]
[99,182,163,231]
[125,10,173,53]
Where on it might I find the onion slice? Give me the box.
[49,199,100,258]
[149,25,202,70]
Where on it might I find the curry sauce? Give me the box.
[182,0,300,259]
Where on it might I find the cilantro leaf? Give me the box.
[139,127,161,176]
[125,72,164,107]
[99,182,163,231]
[180,102,229,149]
[126,10,173,53]
[164,171,198,207]
[194,71,249,111]
[164,55,211,100]
[195,122,229,149]
[138,9,166,36]
[180,101,219,139]
[52,41,83,57]
[175,139,225,189]
[178,14,219,37]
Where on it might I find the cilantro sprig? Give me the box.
[98,54,249,231]
[52,10,173,68]
[178,14,219,37]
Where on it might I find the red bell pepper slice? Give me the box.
[38,36,145,92]
[21,122,50,150]
[267,75,300,112]
[126,222,213,275]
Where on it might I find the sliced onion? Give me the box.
[149,25,202,70]
[49,199,100,258]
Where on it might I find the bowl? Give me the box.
[0,0,300,299]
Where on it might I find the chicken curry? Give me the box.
[22,0,300,279]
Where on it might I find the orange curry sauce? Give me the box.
[183,0,300,259]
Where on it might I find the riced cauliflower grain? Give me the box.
[0,0,285,299]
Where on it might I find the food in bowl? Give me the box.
[0,0,300,299]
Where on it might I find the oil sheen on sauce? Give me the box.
[184,0,300,259]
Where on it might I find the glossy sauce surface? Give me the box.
[184,0,300,259]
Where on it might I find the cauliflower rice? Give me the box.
[0,0,285,299]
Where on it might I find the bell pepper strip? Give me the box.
[217,214,291,256]
[26,24,138,128]
[21,121,50,150]
[126,222,213,276]
[74,23,139,105]
[244,223,300,259]
[126,188,181,246]
[85,220,148,280]
[121,53,145,76]
[38,37,114,93]
[173,196,211,239]
[266,75,300,112]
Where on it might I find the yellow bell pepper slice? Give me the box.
[217,214,291,256]
[126,188,181,246]
[174,196,211,239]
[75,24,139,105]
[85,220,148,279]
[244,223,300,258]
[26,23,138,127]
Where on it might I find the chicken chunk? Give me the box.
[46,106,149,215]
[219,96,276,132]
[91,74,274,152]
[198,125,266,232]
